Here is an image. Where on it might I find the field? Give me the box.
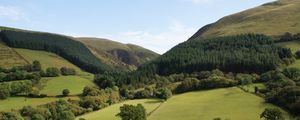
[15,48,85,74]
[0,41,28,68]
[149,87,290,120]
[40,76,95,96]
[0,96,78,111]
[77,99,163,120]
[240,83,266,93]
[78,87,290,120]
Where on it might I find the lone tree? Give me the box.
[116,104,146,120]
[62,89,70,96]
[157,88,172,100]
[260,108,284,120]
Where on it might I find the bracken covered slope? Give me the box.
[190,0,300,40]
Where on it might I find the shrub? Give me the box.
[295,51,300,59]
[156,88,172,100]
[60,67,76,76]
[45,67,60,77]
[0,85,10,99]
[116,104,146,120]
[62,89,70,96]
[260,108,284,120]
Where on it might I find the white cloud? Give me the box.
[65,20,197,54]
[105,20,197,54]
[0,5,29,21]
[184,0,216,5]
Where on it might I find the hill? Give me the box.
[190,0,300,40]
[77,37,159,70]
[15,48,84,73]
[0,26,112,73]
[135,34,291,76]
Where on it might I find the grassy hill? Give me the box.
[14,48,86,74]
[0,26,112,73]
[190,0,300,40]
[0,41,28,68]
[77,87,290,120]
[77,37,159,70]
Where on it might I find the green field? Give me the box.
[40,76,95,96]
[15,48,85,74]
[0,41,28,68]
[148,87,289,120]
[0,96,78,111]
[77,99,163,120]
[76,87,289,120]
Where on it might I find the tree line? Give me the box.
[0,85,121,120]
[0,30,112,73]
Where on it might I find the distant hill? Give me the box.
[190,0,300,40]
[77,37,159,71]
[0,26,158,72]
[0,26,112,73]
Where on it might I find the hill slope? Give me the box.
[190,0,300,40]
[0,41,28,68]
[77,37,159,70]
[0,26,112,73]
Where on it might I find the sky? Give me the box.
[0,0,275,54]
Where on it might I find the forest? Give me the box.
[139,34,294,75]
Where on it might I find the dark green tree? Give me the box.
[46,67,60,77]
[260,108,284,120]
[116,104,146,120]
[62,89,70,96]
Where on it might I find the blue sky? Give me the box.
[0,0,274,54]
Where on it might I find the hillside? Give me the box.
[135,34,291,76]
[0,26,112,73]
[190,0,300,40]
[0,41,28,68]
[77,37,159,70]
[15,48,85,74]
[77,87,290,120]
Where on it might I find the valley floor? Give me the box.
[77,87,290,120]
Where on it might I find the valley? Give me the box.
[1,0,300,120]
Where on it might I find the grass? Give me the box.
[76,99,163,120]
[15,48,85,74]
[0,41,28,68]
[148,87,290,120]
[0,96,78,112]
[240,83,266,93]
[193,0,300,39]
[76,87,290,120]
[40,76,95,96]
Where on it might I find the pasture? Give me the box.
[40,76,94,96]
[77,99,163,120]
[148,87,289,120]
[0,96,78,111]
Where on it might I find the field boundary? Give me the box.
[147,101,164,117]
